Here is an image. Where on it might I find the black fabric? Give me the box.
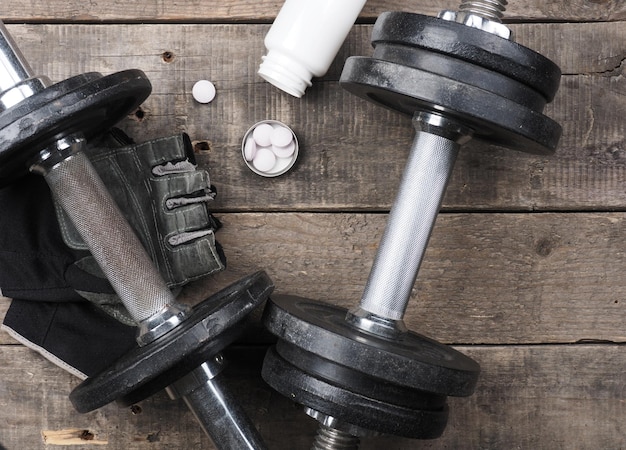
[3,299,136,377]
[0,130,138,377]
[0,174,112,301]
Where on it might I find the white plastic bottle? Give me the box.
[258,0,367,98]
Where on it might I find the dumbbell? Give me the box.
[261,0,562,447]
[0,21,272,449]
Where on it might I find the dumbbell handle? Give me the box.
[40,141,176,324]
[358,113,471,321]
[38,134,268,450]
[167,357,268,450]
[0,21,50,106]
[2,22,267,449]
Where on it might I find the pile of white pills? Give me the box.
[242,120,298,176]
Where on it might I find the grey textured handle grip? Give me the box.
[44,152,175,323]
[359,130,460,321]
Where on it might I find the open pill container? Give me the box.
[242,120,299,177]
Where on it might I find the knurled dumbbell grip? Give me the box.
[44,151,175,323]
[358,128,460,321]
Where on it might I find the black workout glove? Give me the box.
[53,129,225,324]
[1,129,226,377]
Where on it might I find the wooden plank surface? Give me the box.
[0,2,624,450]
[3,22,624,211]
[0,1,624,23]
[213,212,626,345]
[0,344,623,449]
[2,211,625,346]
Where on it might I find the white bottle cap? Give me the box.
[258,50,312,98]
[258,0,366,98]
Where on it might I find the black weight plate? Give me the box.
[263,346,449,439]
[276,340,447,410]
[0,73,102,187]
[0,73,102,131]
[0,70,151,188]
[116,329,241,407]
[372,11,560,102]
[70,270,274,413]
[263,295,480,397]
[340,57,562,155]
[374,44,546,112]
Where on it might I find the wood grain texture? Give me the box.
[189,212,626,345]
[0,1,624,23]
[0,344,623,449]
[0,345,315,450]
[3,212,624,345]
[0,4,623,450]
[3,22,624,211]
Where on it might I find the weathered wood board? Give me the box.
[0,1,624,23]
[0,2,624,449]
[2,22,623,211]
[0,345,623,449]
[2,211,625,346]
